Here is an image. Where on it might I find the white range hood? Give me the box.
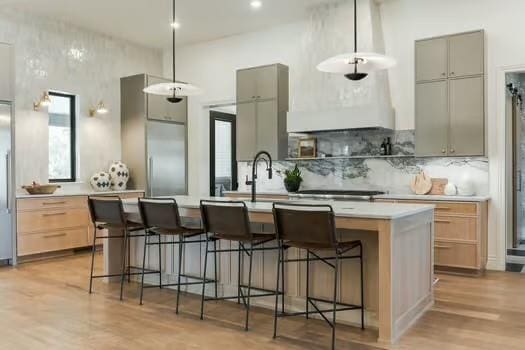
[287,0,395,133]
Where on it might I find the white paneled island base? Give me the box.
[103,196,435,344]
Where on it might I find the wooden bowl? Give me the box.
[22,184,61,195]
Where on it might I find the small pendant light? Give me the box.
[316,0,396,80]
[143,0,202,102]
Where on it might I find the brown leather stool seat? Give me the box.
[199,200,279,331]
[272,202,365,350]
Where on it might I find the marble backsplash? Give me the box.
[238,129,489,196]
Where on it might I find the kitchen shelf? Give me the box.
[285,155,416,161]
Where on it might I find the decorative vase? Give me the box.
[108,161,129,191]
[444,183,457,196]
[90,172,111,192]
[284,179,301,193]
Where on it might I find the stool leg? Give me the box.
[245,243,254,331]
[200,234,209,320]
[119,229,129,301]
[214,239,218,299]
[306,249,310,319]
[273,241,282,339]
[332,253,339,350]
[281,246,285,314]
[176,235,184,314]
[158,234,162,289]
[139,233,148,305]
[360,243,365,330]
[88,225,97,294]
[237,243,241,304]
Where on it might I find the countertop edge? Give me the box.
[16,189,145,199]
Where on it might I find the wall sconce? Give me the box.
[33,91,51,111]
[89,101,109,117]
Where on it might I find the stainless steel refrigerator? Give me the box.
[0,102,13,262]
[121,74,188,196]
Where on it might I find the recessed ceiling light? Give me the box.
[250,0,262,9]
[171,21,180,29]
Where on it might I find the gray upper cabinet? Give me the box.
[0,43,13,102]
[415,30,485,157]
[449,76,484,156]
[415,81,449,156]
[415,38,447,82]
[235,64,289,160]
[146,75,187,124]
[449,31,484,78]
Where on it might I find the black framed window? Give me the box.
[48,91,76,182]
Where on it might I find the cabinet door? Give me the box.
[449,76,484,156]
[166,95,187,124]
[256,99,278,158]
[236,69,257,102]
[254,65,278,100]
[415,38,447,82]
[415,81,449,156]
[146,76,169,121]
[236,102,257,160]
[449,31,484,78]
[0,43,13,101]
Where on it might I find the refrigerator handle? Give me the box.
[5,151,10,213]
[148,156,153,197]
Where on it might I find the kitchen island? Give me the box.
[104,196,435,344]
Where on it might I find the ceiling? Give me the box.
[0,0,342,49]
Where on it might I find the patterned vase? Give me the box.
[90,172,111,192]
[108,161,130,191]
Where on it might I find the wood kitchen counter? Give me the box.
[103,196,435,344]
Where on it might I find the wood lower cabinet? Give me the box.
[377,199,488,274]
[17,192,143,258]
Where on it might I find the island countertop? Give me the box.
[122,195,435,220]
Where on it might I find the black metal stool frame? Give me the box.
[199,199,282,331]
[271,202,365,350]
[87,196,157,301]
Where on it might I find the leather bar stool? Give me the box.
[272,202,365,350]
[88,196,150,300]
[138,198,214,313]
[199,200,279,331]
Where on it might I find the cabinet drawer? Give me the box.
[435,216,477,241]
[18,227,89,256]
[405,200,477,215]
[17,196,87,211]
[434,240,478,269]
[17,208,90,233]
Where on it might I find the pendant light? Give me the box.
[316,0,396,81]
[143,0,202,102]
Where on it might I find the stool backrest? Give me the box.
[200,200,251,240]
[88,196,126,226]
[272,202,337,247]
[138,198,181,229]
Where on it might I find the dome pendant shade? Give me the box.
[345,72,368,81]
[167,96,183,104]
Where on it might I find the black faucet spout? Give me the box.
[250,151,273,203]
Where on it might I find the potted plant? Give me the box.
[283,165,303,193]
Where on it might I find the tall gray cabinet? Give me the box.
[415,30,485,156]
[236,64,289,160]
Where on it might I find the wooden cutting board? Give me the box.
[410,172,433,195]
[430,178,448,195]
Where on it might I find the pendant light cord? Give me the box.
[172,0,176,84]
[353,0,358,73]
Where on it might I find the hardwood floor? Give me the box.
[1,253,525,350]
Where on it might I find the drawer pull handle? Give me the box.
[435,245,451,249]
[435,219,451,224]
[42,212,66,217]
[42,201,66,206]
[43,233,67,239]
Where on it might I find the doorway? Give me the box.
[506,73,525,272]
[209,110,237,196]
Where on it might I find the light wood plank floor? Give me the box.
[1,252,525,350]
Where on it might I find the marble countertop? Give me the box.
[223,190,489,202]
[16,189,145,199]
[122,195,435,220]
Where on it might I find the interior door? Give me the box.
[0,102,12,260]
[209,111,237,196]
[147,121,187,196]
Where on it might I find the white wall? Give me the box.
[0,9,163,187]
